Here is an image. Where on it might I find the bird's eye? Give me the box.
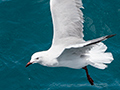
[36,57,39,60]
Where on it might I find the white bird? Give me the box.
[26,0,115,85]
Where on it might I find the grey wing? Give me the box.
[50,0,84,47]
[56,46,91,69]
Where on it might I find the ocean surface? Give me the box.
[0,0,120,90]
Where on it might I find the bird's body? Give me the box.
[26,0,115,85]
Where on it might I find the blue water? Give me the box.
[0,0,120,90]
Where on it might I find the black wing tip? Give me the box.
[106,34,116,39]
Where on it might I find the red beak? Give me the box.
[26,62,32,67]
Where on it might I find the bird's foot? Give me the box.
[82,66,94,85]
[87,75,94,85]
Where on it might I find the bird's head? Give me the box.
[26,52,45,67]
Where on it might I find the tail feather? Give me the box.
[88,42,107,53]
[87,42,114,69]
[89,63,108,69]
[89,53,113,64]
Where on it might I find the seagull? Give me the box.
[26,0,115,85]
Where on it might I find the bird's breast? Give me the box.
[41,58,58,67]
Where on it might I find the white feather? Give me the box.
[86,43,114,69]
[50,0,84,47]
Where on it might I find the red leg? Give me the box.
[82,66,94,85]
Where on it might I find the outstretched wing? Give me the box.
[50,0,84,47]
